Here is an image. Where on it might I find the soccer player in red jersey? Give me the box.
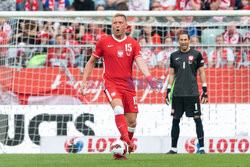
[80,13,160,160]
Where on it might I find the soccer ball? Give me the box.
[110,140,128,156]
[64,137,84,153]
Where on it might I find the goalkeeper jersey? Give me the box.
[170,49,204,97]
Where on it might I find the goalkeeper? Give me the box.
[166,32,208,154]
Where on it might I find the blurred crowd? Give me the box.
[0,0,249,69]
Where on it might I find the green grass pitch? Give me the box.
[0,154,250,167]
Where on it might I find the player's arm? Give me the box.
[135,56,151,77]
[166,67,174,105]
[80,55,99,96]
[198,66,208,104]
[168,67,175,87]
[135,56,160,90]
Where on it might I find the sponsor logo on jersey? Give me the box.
[117,50,124,58]
[126,52,131,57]
[111,92,116,97]
[107,45,113,47]
[188,55,194,64]
[175,57,180,60]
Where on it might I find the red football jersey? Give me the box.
[92,35,142,89]
[176,0,201,10]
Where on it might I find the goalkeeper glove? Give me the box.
[146,76,162,90]
[201,86,208,104]
[165,88,171,105]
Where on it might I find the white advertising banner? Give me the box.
[40,136,250,154]
[0,104,249,153]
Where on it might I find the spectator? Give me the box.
[103,0,126,10]
[19,20,38,44]
[38,21,58,39]
[218,0,235,10]
[240,0,250,10]
[0,18,12,44]
[138,25,153,44]
[82,23,107,45]
[175,0,201,22]
[96,2,106,10]
[137,37,154,68]
[208,35,235,68]
[157,35,175,68]
[160,0,176,23]
[6,37,31,67]
[63,26,80,56]
[176,0,201,10]
[128,0,150,11]
[0,29,8,57]
[190,35,208,67]
[45,34,75,67]
[167,27,182,44]
[160,0,176,10]
[96,2,110,35]
[238,0,250,23]
[63,6,85,41]
[35,30,52,53]
[0,0,16,11]
[73,0,95,11]
[235,31,250,68]
[44,0,70,11]
[81,23,107,67]
[148,1,168,44]
[223,25,243,45]
[208,0,235,22]
[17,0,44,11]
[222,25,243,55]
[235,0,243,9]
[148,1,168,23]
[205,0,221,10]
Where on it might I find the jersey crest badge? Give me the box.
[117,50,124,58]
[188,55,194,64]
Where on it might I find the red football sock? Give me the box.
[128,127,135,140]
[128,132,134,140]
[115,114,130,143]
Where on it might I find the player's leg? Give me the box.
[104,89,130,144]
[124,113,137,140]
[167,116,180,154]
[123,90,138,153]
[110,98,131,144]
[185,96,205,154]
[194,115,205,154]
[166,96,184,154]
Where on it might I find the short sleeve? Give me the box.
[133,41,142,59]
[92,39,103,59]
[197,51,204,68]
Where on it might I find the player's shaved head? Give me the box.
[113,13,127,23]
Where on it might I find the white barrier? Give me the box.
[0,104,249,153]
[41,136,250,154]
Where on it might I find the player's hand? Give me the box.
[80,81,87,97]
[146,76,162,92]
[201,87,208,104]
[165,88,171,105]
